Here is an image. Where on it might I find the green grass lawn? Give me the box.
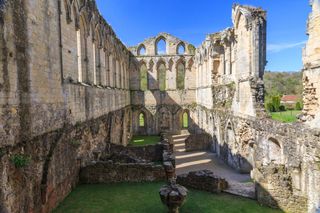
[129,135,161,146]
[53,182,283,213]
[270,110,301,123]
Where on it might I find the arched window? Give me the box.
[176,62,185,90]
[156,38,166,55]
[76,29,82,82]
[139,113,145,127]
[158,62,166,91]
[182,112,189,128]
[112,58,116,87]
[116,59,120,88]
[177,43,185,55]
[93,43,101,85]
[108,54,114,87]
[105,52,110,86]
[268,138,282,164]
[140,63,148,91]
[213,60,220,75]
[138,45,146,56]
[77,17,88,83]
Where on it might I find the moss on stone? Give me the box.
[70,139,81,148]
[10,154,31,168]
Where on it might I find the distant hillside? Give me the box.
[264,71,303,99]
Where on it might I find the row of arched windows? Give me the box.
[69,2,128,89]
[76,20,128,89]
[138,112,189,128]
[137,38,186,56]
[139,61,186,91]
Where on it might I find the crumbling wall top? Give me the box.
[232,4,266,28]
[129,32,195,56]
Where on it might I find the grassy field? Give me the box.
[129,135,161,146]
[270,110,301,123]
[53,182,283,213]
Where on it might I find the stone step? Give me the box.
[171,134,190,140]
[223,182,256,199]
[172,138,187,143]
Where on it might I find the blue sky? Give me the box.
[96,0,310,72]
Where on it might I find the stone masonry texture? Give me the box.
[0,1,320,213]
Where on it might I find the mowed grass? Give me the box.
[129,135,161,146]
[53,182,283,213]
[270,110,301,123]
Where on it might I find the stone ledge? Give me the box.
[80,161,166,183]
[177,170,228,193]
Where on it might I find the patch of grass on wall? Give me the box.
[53,182,283,213]
[10,154,31,168]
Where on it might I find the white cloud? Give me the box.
[267,41,306,53]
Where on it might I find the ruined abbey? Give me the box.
[0,0,320,212]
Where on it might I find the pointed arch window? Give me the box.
[182,112,189,128]
[158,62,166,91]
[93,43,101,85]
[177,43,185,55]
[156,38,166,55]
[139,113,145,127]
[140,63,148,91]
[176,62,185,90]
[138,45,146,56]
[77,17,88,83]
[268,138,282,164]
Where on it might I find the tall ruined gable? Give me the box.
[302,0,320,126]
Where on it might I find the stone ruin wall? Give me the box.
[214,111,320,213]
[195,5,266,119]
[0,0,133,212]
[191,4,320,213]
[192,5,266,172]
[129,33,197,135]
[0,0,320,213]
[302,0,320,128]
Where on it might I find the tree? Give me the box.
[272,96,281,112]
[266,102,275,112]
[295,102,303,110]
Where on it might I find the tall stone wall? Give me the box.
[191,4,320,213]
[199,106,320,213]
[0,1,320,213]
[0,0,132,212]
[195,5,266,118]
[129,33,196,135]
[302,0,320,128]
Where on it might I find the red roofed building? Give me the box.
[281,95,300,108]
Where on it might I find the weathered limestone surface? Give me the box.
[129,33,196,136]
[302,0,320,127]
[0,1,132,213]
[103,143,164,163]
[177,170,228,193]
[184,133,214,152]
[0,0,320,213]
[192,104,320,213]
[80,161,166,183]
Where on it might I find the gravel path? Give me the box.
[173,134,256,199]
